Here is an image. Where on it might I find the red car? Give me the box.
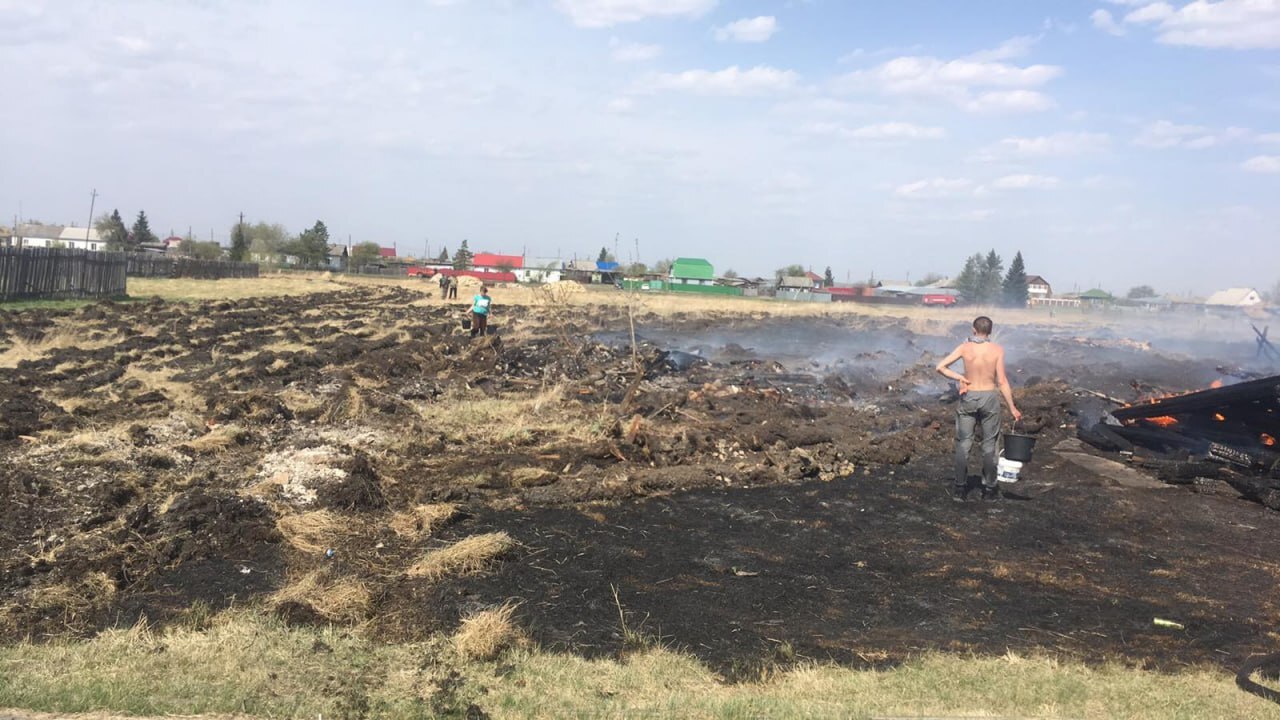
[922,294,958,307]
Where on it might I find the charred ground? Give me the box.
[1,284,1277,678]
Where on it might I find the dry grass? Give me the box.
[275,510,348,555]
[406,532,516,580]
[0,327,123,368]
[119,366,202,413]
[24,572,117,622]
[185,424,246,454]
[388,503,459,539]
[268,570,370,624]
[128,273,342,301]
[453,603,523,661]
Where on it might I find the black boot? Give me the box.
[950,484,968,503]
[981,485,1001,501]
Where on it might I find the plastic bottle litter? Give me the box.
[325,548,335,559]
[1153,617,1185,630]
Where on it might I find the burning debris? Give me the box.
[1081,375,1280,508]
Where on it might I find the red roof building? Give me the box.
[473,252,524,269]
[379,246,397,258]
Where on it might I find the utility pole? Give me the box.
[85,188,97,244]
[613,232,619,262]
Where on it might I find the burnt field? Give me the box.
[1,284,1278,678]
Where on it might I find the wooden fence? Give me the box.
[0,247,127,301]
[126,254,260,279]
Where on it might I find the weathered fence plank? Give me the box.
[0,247,127,301]
[125,253,259,279]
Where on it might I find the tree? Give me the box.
[954,254,982,301]
[452,239,473,270]
[288,220,330,268]
[95,209,128,250]
[1002,251,1029,307]
[350,241,381,269]
[823,266,835,288]
[229,218,249,262]
[177,239,223,259]
[775,264,805,281]
[974,249,1003,304]
[1127,285,1157,299]
[131,210,158,250]
[722,268,739,279]
[436,246,450,264]
[624,262,647,276]
[597,247,616,263]
[652,258,674,275]
[914,272,945,287]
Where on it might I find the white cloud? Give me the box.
[1134,119,1208,147]
[1134,120,1251,148]
[556,0,717,28]
[1123,0,1280,49]
[894,177,973,198]
[993,131,1112,156]
[992,174,1060,189]
[963,89,1055,113]
[805,121,946,140]
[1123,2,1175,23]
[839,41,1062,113]
[1257,132,1280,144]
[1241,155,1280,173]
[714,16,778,43]
[964,34,1039,61]
[847,122,946,140]
[642,65,798,96]
[609,37,662,62]
[605,96,636,113]
[1092,9,1126,35]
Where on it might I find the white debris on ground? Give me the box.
[253,445,350,505]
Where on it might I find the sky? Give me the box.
[2,0,1279,295]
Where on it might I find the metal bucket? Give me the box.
[1003,433,1036,463]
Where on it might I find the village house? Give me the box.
[1026,275,1052,299]
[516,257,563,283]
[1204,287,1264,308]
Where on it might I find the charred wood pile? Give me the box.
[1080,375,1280,509]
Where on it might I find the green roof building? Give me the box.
[670,257,715,282]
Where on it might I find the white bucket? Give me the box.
[997,457,1023,483]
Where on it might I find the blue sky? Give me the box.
[2,0,1279,295]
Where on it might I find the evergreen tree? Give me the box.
[437,246,449,263]
[130,210,157,250]
[452,239,473,270]
[230,217,250,262]
[976,249,1003,304]
[954,254,982,301]
[95,209,129,250]
[1002,251,1029,307]
[823,266,835,287]
[292,220,330,267]
[597,246,615,263]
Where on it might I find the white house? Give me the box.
[516,257,563,283]
[1026,275,1052,299]
[13,224,105,251]
[1205,288,1264,307]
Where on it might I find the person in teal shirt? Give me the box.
[470,285,492,337]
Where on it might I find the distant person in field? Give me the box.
[470,285,492,338]
[438,273,448,299]
[936,316,1022,501]
[449,277,458,299]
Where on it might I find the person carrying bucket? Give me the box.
[470,285,492,338]
[935,316,1022,502]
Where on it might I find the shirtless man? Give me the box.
[935,316,1022,501]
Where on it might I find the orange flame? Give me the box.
[1264,434,1276,448]
[1214,413,1226,422]
[1147,416,1179,428]
[1210,379,1224,389]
